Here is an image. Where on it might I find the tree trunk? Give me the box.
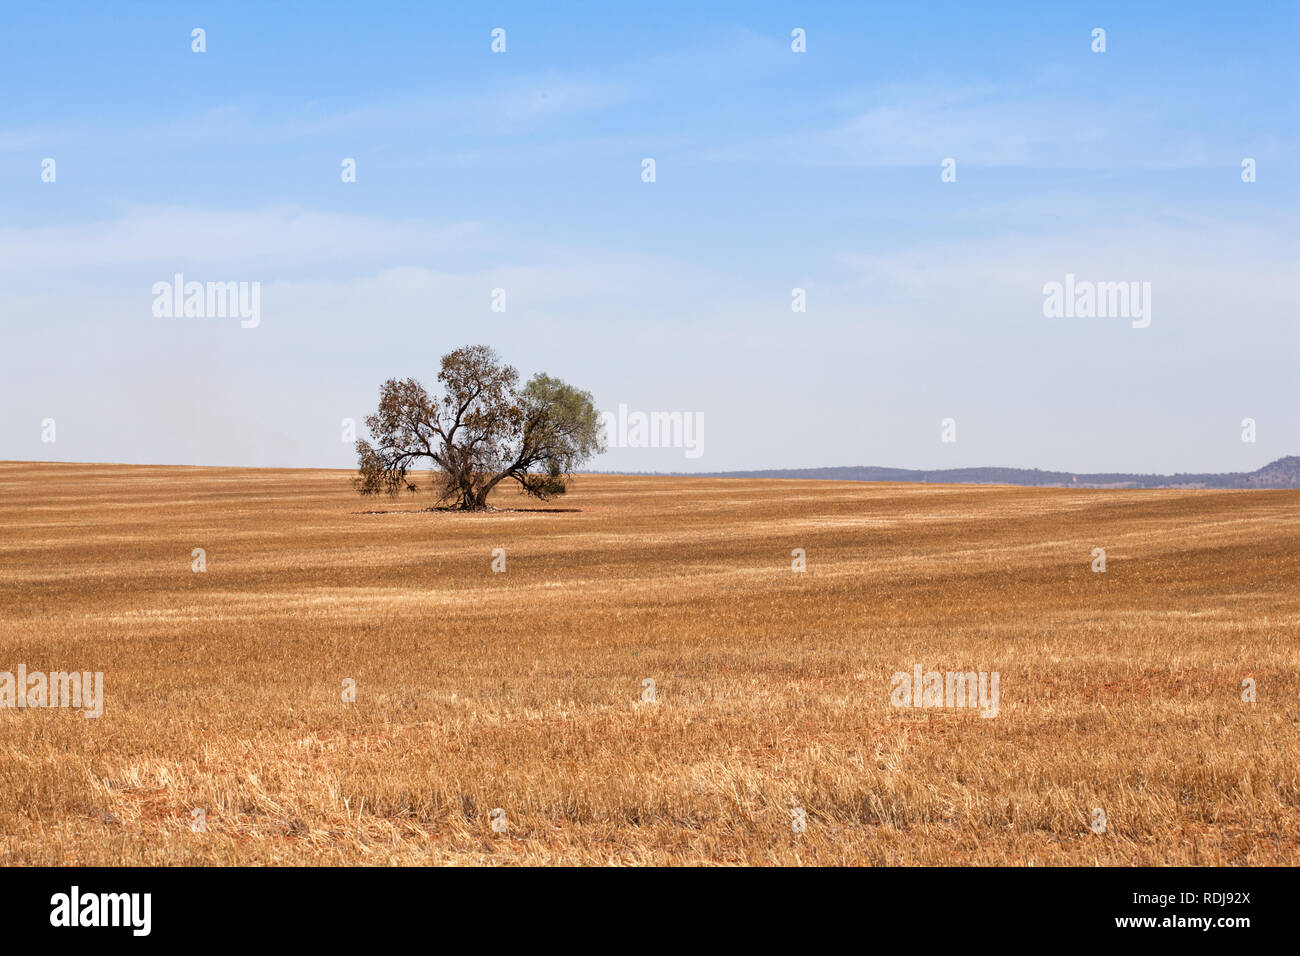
[455,478,490,510]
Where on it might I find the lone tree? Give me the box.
[354,345,604,510]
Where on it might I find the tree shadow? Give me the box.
[356,506,581,515]
[492,507,582,513]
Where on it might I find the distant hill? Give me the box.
[684,456,1300,489]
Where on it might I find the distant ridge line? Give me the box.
[600,456,1300,489]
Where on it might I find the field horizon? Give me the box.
[1,460,1296,865]
[14,453,1300,488]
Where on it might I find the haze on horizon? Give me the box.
[2,2,1296,476]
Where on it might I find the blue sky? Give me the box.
[2,1,1297,473]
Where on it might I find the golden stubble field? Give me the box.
[0,461,1297,865]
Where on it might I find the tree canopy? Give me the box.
[354,345,604,510]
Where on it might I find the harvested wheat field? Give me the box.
[0,460,1297,866]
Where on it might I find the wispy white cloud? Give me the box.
[0,75,629,159]
[0,206,489,272]
[698,82,1284,169]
